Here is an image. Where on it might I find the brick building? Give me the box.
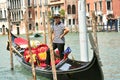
[48,0,78,32]
[86,0,120,26]
[0,0,120,35]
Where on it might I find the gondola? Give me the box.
[7,32,104,80]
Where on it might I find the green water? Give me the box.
[0,32,120,80]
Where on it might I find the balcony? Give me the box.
[97,11,102,15]
[0,18,7,21]
[50,0,60,2]
[86,12,90,17]
[49,0,64,5]
[107,10,113,15]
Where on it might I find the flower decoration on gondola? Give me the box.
[23,44,49,67]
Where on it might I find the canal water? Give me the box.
[0,32,120,80]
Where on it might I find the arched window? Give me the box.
[69,19,71,25]
[67,5,71,14]
[73,19,75,25]
[29,24,32,30]
[28,0,30,6]
[72,5,76,14]
[28,11,32,18]
[36,23,38,30]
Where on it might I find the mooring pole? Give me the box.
[78,0,89,61]
[46,4,57,79]
[42,0,47,44]
[24,0,36,80]
[91,11,98,48]
[7,7,14,70]
[47,19,58,80]
[43,12,47,44]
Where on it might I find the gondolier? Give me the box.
[45,14,69,68]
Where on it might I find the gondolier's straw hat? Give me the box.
[53,14,61,19]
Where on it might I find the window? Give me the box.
[107,1,111,10]
[67,5,71,14]
[28,0,30,6]
[72,5,76,14]
[0,11,2,18]
[35,11,37,17]
[0,28,2,32]
[99,1,102,11]
[36,23,38,30]
[73,19,75,25]
[29,24,32,30]
[87,3,90,12]
[4,10,6,18]
[94,2,97,11]
[69,19,71,25]
[28,11,32,18]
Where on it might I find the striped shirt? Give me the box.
[52,22,65,43]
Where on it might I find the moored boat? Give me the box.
[7,33,104,80]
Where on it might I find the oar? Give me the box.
[11,46,23,57]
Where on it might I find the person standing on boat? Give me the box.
[45,14,69,68]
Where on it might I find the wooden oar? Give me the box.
[11,46,23,57]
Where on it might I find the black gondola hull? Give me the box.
[15,51,103,80]
[8,33,104,80]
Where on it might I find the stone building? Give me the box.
[7,0,49,34]
[48,0,78,32]
[0,1,8,35]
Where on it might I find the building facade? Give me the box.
[8,0,49,34]
[48,0,78,32]
[86,0,120,26]
[0,0,120,35]
[0,1,8,35]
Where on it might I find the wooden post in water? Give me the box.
[7,8,14,70]
[24,0,36,80]
[91,11,99,52]
[43,12,47,44]
[31,0,35,33]
[47,18,58,80]
[42,0,47,44]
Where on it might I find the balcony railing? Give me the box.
[50,0,60,2]
[107,10,113,15]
